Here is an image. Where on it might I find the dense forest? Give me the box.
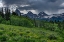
[0,8,64,42]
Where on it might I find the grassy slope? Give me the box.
[0,24,63,42]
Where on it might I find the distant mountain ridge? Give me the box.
[15,9,64,22]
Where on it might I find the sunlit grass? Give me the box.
[0,24,63,42]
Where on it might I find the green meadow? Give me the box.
[0,24,63,42]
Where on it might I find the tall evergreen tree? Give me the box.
[5,7,10,21]
[1,7,4,18]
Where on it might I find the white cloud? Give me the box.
[20,10,28,14]
[58,9,64,13]
[0,0,3,7]
[20,5,30,7]
[20,10,38,14]
[27,10,38,14]
[44,11,52,15]
[60,2,64,7]
[9,4,18,12]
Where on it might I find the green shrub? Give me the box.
[0,30,4,35]
[8,32,17,37]
[0,27,4,30]
[18,38,35,42]
[48,34,57,40]
[0,16,4,23]
[41,40,47,42]
[5,20,10,25]
[43,23,58,31]
[10,16,34,27]
[0,35,8,42]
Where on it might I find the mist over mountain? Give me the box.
[14,8,64,22]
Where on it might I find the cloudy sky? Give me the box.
[1,0,64,14]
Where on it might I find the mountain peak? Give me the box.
[27,11,34,15]
[38,12,48,16]
[28,11,33,14]
[15,9,21,16]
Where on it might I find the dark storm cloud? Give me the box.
[47,0,57,2]
[2,0,64,14]
[3,0,29,5]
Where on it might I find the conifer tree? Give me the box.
[5,7,10,20]
[1,7,4,18]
